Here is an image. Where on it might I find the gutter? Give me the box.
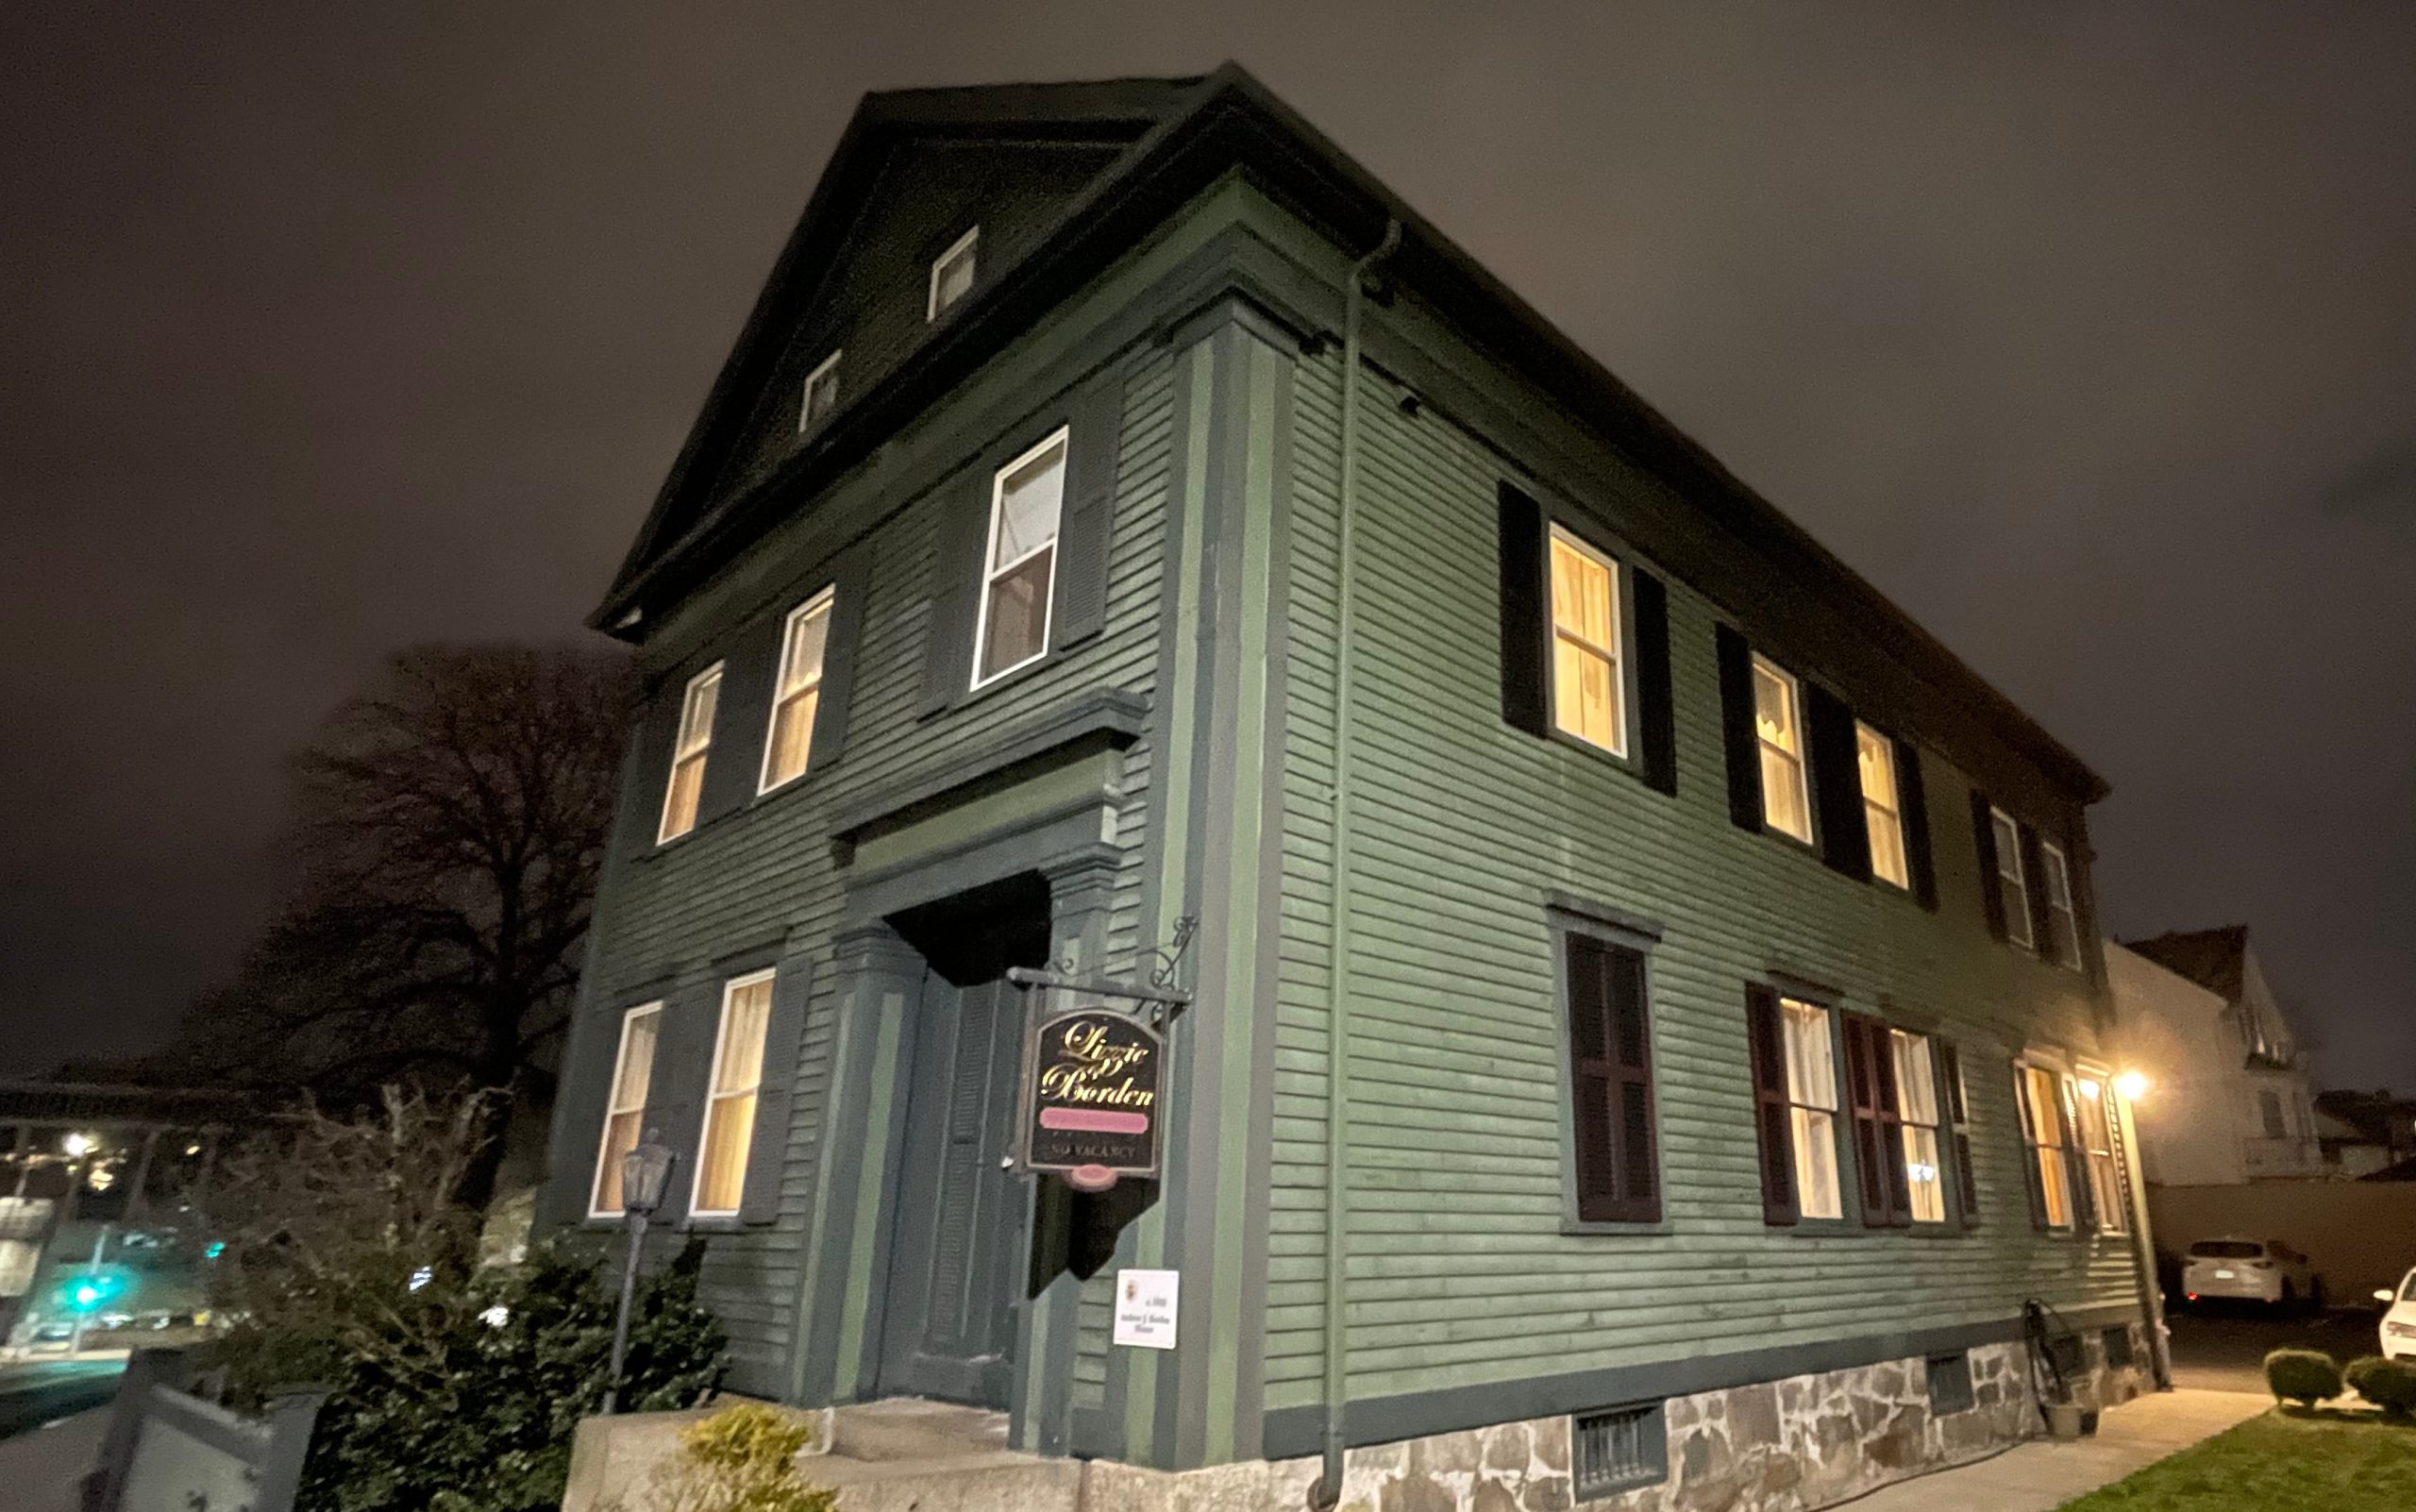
[1313,216,1402,1512]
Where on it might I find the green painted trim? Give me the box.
[830,978,910,1398]
[850,749,1116,876]
[828,687,1147,839]
[1259,1302,2147,1459]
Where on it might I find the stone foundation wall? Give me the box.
[1271,1322,2154,1512]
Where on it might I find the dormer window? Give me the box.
[928,227,979,321]
[800,350,842,432]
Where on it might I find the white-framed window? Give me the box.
[692,971,775,1217]
[1990,808,2033,949]
[928,227,979,320]
[589,1003,663,1218]
[799,350,842,432]
[970,427,1067,688]
[1780,998,1843,1219]
[2038,841,2081,968]
[1752,656,1813,842]
[2074,1075,2127,1233]
[657,664,723,844]
[2018,1062,2075,1228]
[1548,526,1625,754]
[1857,723,1910,889]
[759,589,834,793]
[1891,1029,1947,1223]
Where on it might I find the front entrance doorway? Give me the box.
[875,877,1051,1408]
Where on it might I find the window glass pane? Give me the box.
[1761,747,1810,841]
[1554,639,1619,749]
[1794,1108,1842,1220]
[1753,664,1799,751]
[1781,1000,1836,1110]
[1550,535,1616,649]
[782,603,830,696]
[804,357,840,427]
[594,1110,639,1213]
[716,979,773,1096]
[933,239,976,312]
[980,546,1054,680]
[1893,1032,1938,1127]
[613,1011,659,1110]
[764,689,820,789]
[994,442,1066,566]
[1904,1125,1946,1222]
[1858,726,1909,887]
[696,1094,757,1214]
[661,754,705,840]
[1753,661,1811,841]
[679,671,720,753]
[1855,726,1898,808]
[1993,812,2033,946]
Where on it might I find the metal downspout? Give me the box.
[1314,217,1401,1512]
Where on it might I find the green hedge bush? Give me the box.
[2263,1348,2343,1406]
[213,1239,725,1512]
[2345,1355,2416,1419]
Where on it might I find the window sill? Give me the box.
[1562,1218,1675,1237]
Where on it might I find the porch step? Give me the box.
[811,1400,1082,1512]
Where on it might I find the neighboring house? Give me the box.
[2316,1089,2416,1180]
[543,66,2155,1510]
[2111,928,2324,1184]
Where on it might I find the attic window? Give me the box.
[929,227,979,320]
[800,350,841,432]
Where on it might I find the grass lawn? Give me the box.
[2060,1409,2416,1510]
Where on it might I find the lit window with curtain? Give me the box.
[759,589,833,792]
[1891,1029,1947,1222]
[972,428,1066,686]
[1753,657,1812,841]
[2074,1077,2127,1232]
[657,664,722,844]
[693,972,774,1216]
[2018,1063,2075,1228]
[1856,723,1910,888]
[1548,526,1624,754]
[589,1004,662,1217]
[1781,998,1843,1219]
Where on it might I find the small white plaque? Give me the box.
[1113,1268,1180,1350]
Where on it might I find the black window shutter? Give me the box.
[646,981,721,1223]
[1050,374,1126,652]
[1632,569,1677,795]
[806,544,871,772]
[1971,791,2007,941]
[739,951,814,1225]
[1895,737,1938,910]
[1715,624,1763,832]
[1844,1015,1909,1228]
[2020,823,2055,958]
[1939,1039,1979,1224]
[698,620,780,825]
[2013,1067,2053,1231]
[917,468,989,717]
[1498,483,1550,738]
[1744,983,1798,1226]
[1566,935,1659,1223]
[1805,684,1871,880]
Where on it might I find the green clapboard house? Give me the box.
[545,64,2157,1509]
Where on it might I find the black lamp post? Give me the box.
[603,1136,675,1415]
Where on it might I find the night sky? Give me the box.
[4,5,2411,1088]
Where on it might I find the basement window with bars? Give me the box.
[1926,1352,1975,1416]
[1573,1402,1667,1499]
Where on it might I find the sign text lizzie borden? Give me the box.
[1019,1007,1164,1191]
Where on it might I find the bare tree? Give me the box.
[105,643,635,1205]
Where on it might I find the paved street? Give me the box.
[0,1360,124,1441]
[2165,1302,2387,1393]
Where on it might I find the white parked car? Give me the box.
[2181,1237,2323,1308]
[2376,1268,2416,1363]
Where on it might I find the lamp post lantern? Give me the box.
[602,1136,675,1415]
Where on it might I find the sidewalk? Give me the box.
[0,1406,108,1512]
[1849,1388,2272,1512]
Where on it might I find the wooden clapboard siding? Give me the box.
[571,342,1177,1396]
[1267,340,2126,1411]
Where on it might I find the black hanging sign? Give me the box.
[1017,1005,1165,1191]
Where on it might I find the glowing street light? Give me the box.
[2113,1070,2151,1101]
[60,1132,98,1158]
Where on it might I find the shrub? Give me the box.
[211,1237,725,1512]
[2263,1348,2343,1406]
[2345,1355,2416,1419]
[619,1403,838,1512]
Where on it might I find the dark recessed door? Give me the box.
[877,966,1029,1406]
